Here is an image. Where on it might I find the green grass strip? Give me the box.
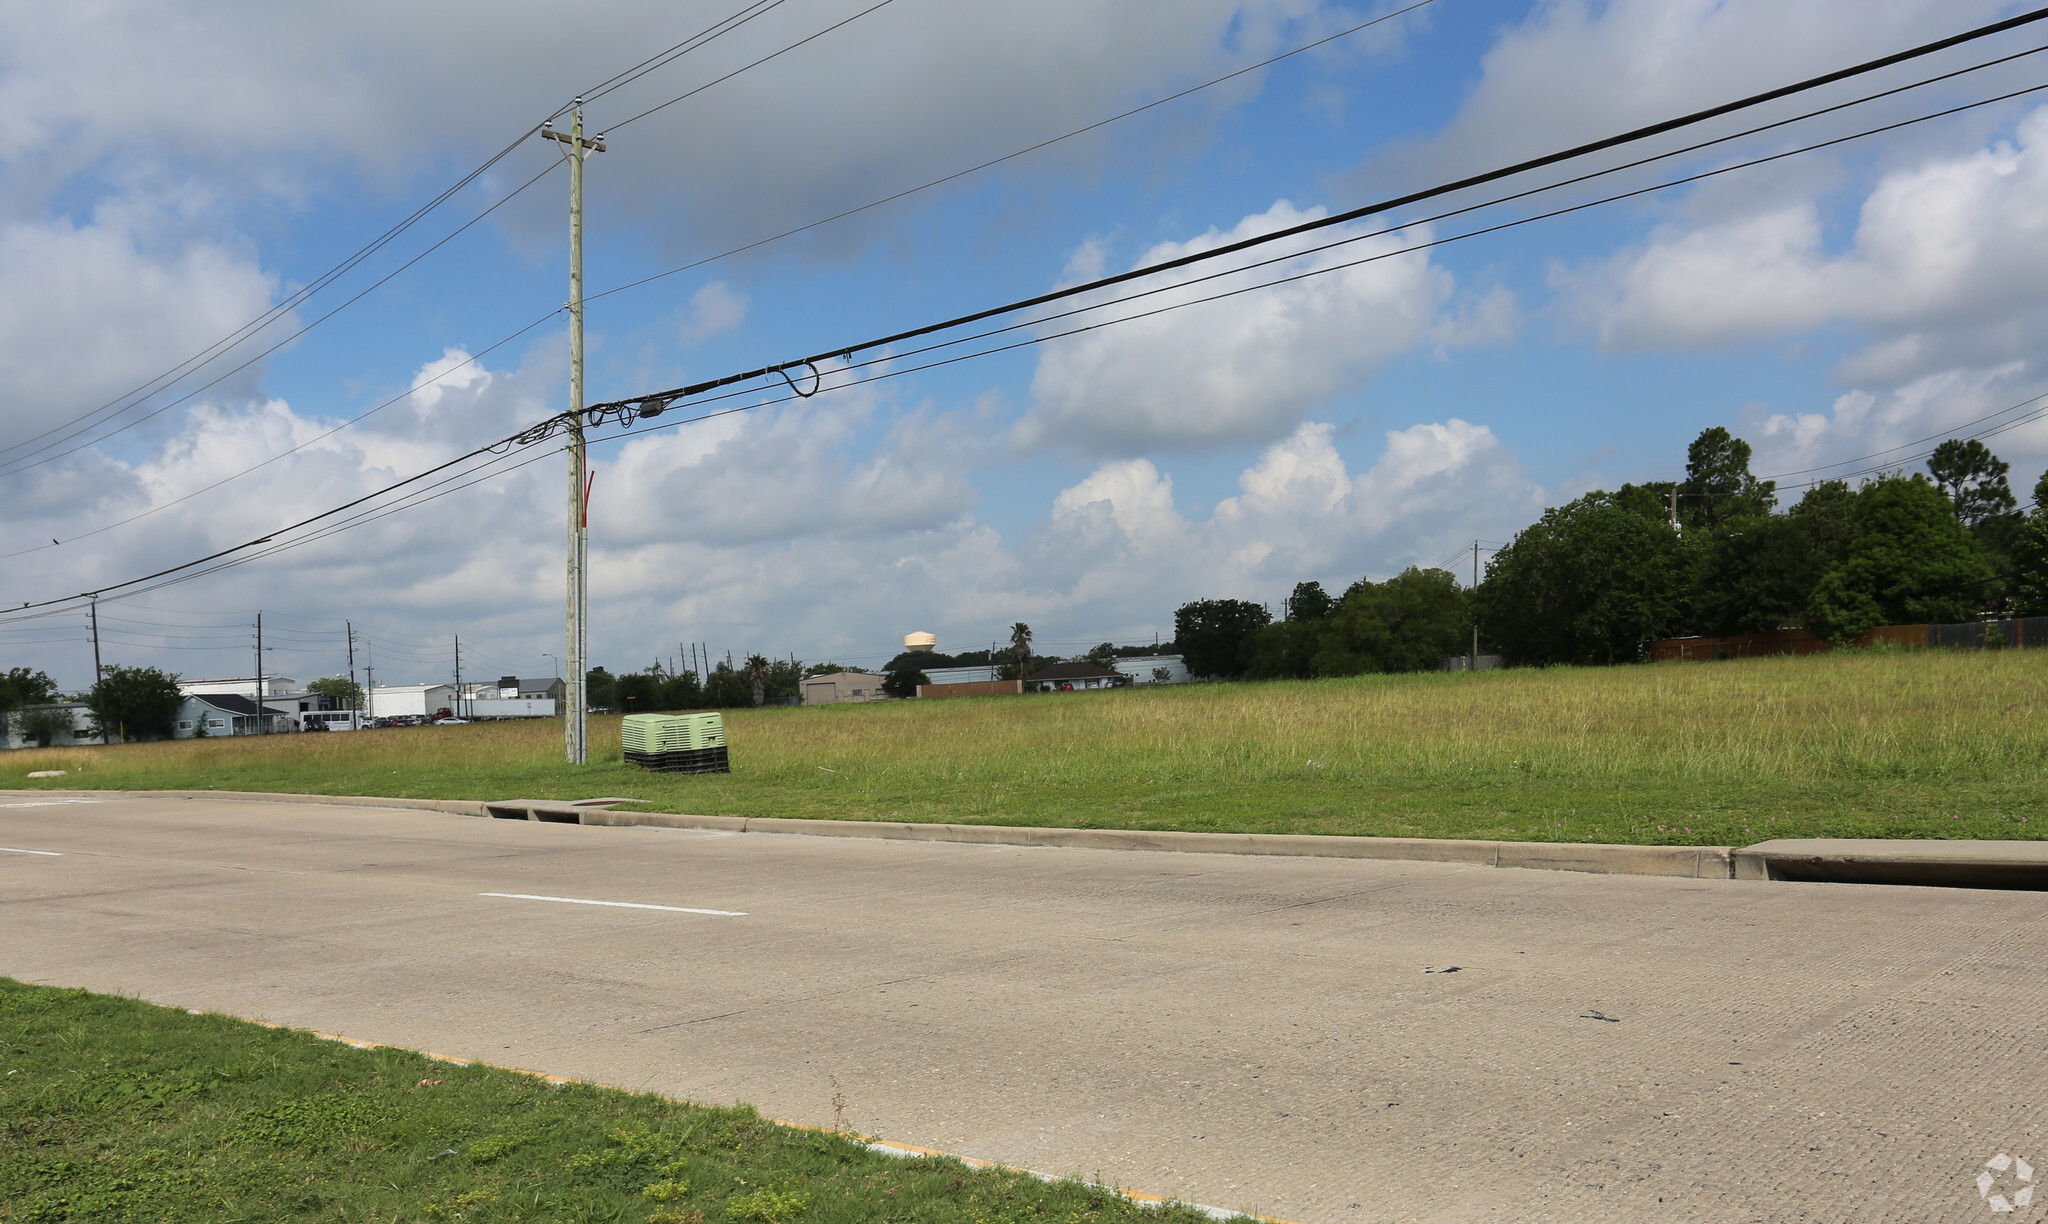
[0,979,1247,1224]
[13,649,2046,845]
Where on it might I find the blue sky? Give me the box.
[4,0,2048,686]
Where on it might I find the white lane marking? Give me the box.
[479,892,746,916]
[0,847,61,856]
[0,800,102,809]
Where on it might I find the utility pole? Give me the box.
[1669,487,1681,534]
[346,621,358,718]
[89,595,106,744]
[254,611,266,736]
[364,638,376,723]
[544,102,605,765]
[453,635,463,720]
[1471,540,1481,673]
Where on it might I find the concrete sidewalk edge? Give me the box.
[7,787,1734,880]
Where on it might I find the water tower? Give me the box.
[903,631,937,653]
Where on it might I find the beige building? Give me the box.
[801,671,889,705]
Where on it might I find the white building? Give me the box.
[1,703,97,750]
[171,694,291,738]
[367,683,458,719]
[801,671,889,705]
[1114,654,1190,685]
[179,676,298,700]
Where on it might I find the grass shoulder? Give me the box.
[8,648,2045,846]
[0,978,1242,1224]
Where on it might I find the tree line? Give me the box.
[1172,428,2047,676]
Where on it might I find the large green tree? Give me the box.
[1173,599,1271,678]
[1313,567,1471,675]
[584,666,616,711]
[0,667,61,713]
[1478,493,1691,666]
[306,677,364,708]
[1805,474,1996,641]
[1929,438,2024,588]
[88,665,184,743]
[1928,438,2018,528]
[2003,472,2048,615]
[1690,513,1822,637]
[1681,426,1776,527]
[1242,619,1325,680]
[1284,581,1335,623]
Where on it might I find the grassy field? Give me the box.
[0,979,1235,1224]
[6,648,2045,846]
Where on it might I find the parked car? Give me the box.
[432,717,469,725]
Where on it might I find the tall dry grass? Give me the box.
[9,648,2044,843]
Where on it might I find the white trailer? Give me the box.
[461,698,557,719]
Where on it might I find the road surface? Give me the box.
[3,793,2044,1222]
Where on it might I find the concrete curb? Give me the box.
[0,788,489,817]
[482,797,1740,880]
[1,787,1736,880]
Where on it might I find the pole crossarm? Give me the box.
[541,128,608,153]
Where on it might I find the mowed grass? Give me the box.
[8,648,2046,846]
[0,979,1238,1224]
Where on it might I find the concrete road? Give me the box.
[4,794,2046,1223]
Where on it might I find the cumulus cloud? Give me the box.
[1745,362,2048,491]
[0,0,1379,255]
[1016,200,1455,454]
[1375,0,2010,184]
[1560,106,2048,367]
[679,282,748,344]
[1021,418,1542,617]
[0,201,281,448]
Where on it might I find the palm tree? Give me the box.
[1009,622,1032,683]
[745,654,770,707]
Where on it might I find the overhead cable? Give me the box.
[8,17,2048,620]
[584,0,1441,306]
[590,5,2048,417]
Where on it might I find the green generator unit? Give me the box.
[621,712,729,773]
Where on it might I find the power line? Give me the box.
[0,0,1440,563]
[621,53,2048,429]
[579,0,793,104]
[582,0,1442,307]
[605,0,902,131]
[0,0,808,479]
[7,23,2045,622]
[586,5,2048,416]
[0,161,564,482]
[0,131,557,469]
[0,309,563,562]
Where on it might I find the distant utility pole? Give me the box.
[254,611,266,736]
[453,635,463,720]
[364,638,376,723]
[544,101,606,766]
[1471,541,1481,673]
[346,621,358,714]
[1668,487,1681,534]
[89,595,106,744]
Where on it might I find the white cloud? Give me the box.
[1377,0,2010,183]
[1016,200,1455,454]
[679,282,748,344]
[1025,418,1542,616]
[1746,362,2048,492]
[1559,106,2048,369]
[0,1,1377,254]
[0,201,281,447]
